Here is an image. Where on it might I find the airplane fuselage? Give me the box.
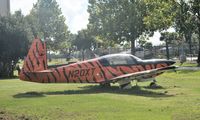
[20,54,175,84]
[19,38,176,88]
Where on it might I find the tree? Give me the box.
[0,12,29,77]
[144,0,177,32]
[144,42,153,49]
[137,33,150,48]
[59,33,76,61]
[72,29,94,60]
[189,0,200,66]
[175,0,196,58]
[88,0,146,55]
[160,32,178,60]
[29,0,70,51]
[143,0,198,61]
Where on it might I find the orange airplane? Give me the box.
[19,38,176,89]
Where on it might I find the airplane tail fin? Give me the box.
[20,38,47,80]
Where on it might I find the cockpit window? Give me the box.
[99,58,109,66]
[107,56,127,65]
[99,55,138,66]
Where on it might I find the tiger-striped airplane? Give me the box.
[19,38,176,89]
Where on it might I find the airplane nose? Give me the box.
[167,60,176,65]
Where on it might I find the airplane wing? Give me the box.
[110,66,177,82]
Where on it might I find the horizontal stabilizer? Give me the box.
[27,70,53,74]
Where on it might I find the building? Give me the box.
[0,0,10,17]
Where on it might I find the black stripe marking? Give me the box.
[69,66,76,69]
[36,41,40,55]
[77,64,82,69]
[51,72,57,83]
[43,60,46,69]
[136,66,144,71]
[82,63,95,83]
[32,72,38,80]
[153,64,156,68]
[33,50,40,66]
[23,72,31,81]
[39,39,45,49]
[47,75,50,83]
[63,68,69,83]
[99,72,103,78]
[78,77,83,83]
[160,64,166,67]
[25,62,31,71]
[88,62,95,67]
[141,65,146,70]
[129,66,134,71]
[119,67,127,74]
[28,56,34,70]
[82,63,88,68]
[88,62,98,83]
[85,78,90,83]
[55,68,61,77]
[149,64,152,69]
[96,62,107,80]
[76,64,84,83]
[106,67,117,77]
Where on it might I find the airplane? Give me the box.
[19,38,177,89]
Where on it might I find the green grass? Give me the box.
[175,61,198,67]
[1,71,200,120]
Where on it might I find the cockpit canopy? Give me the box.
[98,54,141,66]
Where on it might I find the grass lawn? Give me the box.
[0,70,200,120]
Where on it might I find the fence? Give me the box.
[49,44,199,62]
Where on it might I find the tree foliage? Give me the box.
[72,29,95,60]
[144,0,177,32]
[143,0,200,65]
[0,12,29,77]
[160,32,179,59]
[189,0,200,66]
[88,0,146,54]
[29,0,70,51]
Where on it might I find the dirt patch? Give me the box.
[0,110,13,120]
[0,110,35,120]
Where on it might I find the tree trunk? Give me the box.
[131,40,135,55]
[48,50,52,62]
[197,26,200,67]
[166,40,170,60]
[197,38,200,67]
[82,50,85,61]
[185,32,192,57]
[197,49,200,67]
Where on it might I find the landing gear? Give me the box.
[149,79,158,88]
[119,82,132,89]
[118,79,132,89]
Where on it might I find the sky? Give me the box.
[10,0,89,34]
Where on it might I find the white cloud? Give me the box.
[57,0,89,33]
[149,28,176,46]
[10,0,89,34]
[149,31,164,46]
